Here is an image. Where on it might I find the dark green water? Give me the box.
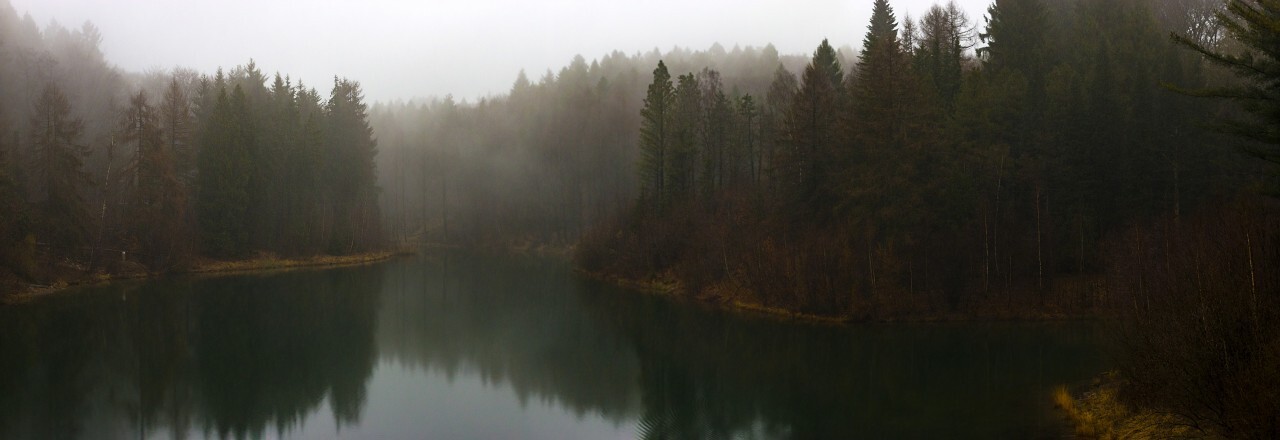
[0,254,1107,439]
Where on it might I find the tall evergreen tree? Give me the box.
[639,60,674,210]
[197,86,252,258]
[28,82,92,249]
[324,78,381,253]
[779,40,842,217]
[698,68,732,194]
[671,73,702,200]
[980,0,1050,103]
[762,65,798,189]
[813,39,844,96]
[290,82,327,254]
[1173,0,1280,174]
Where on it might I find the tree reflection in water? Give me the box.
[0,266,381,439]
[0,254,1104,439]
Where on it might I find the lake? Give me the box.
[0,254,1107,439]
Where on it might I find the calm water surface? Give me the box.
[0,254,1108,439]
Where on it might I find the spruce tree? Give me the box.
[762,65,798,189]
[980,0,1050,103]
[639,60,674,210]
[196,86,252,258]
[846,0,937,238]
[779,40,841,217]
[324,78,381,253]
[671,73,702,199]
[1173,0,1280,170]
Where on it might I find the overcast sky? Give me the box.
[12,0,993,103]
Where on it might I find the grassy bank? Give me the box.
[1,250,404,304]
[1053,372,1198,439]
[189,251,401,275]
[579,270,1099,325]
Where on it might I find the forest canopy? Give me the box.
[0,2,381,283]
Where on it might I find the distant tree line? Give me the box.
[368,46,813,247]
[579,0,1260,317]
[0,2,381,284]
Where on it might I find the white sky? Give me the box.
[12,0,993,103]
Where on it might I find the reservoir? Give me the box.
[0,254,1106,439]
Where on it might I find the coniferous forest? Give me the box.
[2,0,1279,436]
[0,4,381,282]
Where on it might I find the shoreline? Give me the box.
[1,250,406,305]
[1053,372,1194,438]
[579,270,1102,325]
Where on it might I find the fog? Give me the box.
[12,0,993,102]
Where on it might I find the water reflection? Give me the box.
[0,267,381,439]
[0,254,1106,439]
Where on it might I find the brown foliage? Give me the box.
[1108,198,1280,439]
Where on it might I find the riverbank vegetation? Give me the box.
[0,2,383,296]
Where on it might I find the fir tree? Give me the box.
[779,40,841,217]
[639,60,674,210]
[1173,0,1280,172]
[324,78,381,253]
[197,86,252,258]
[670,73,702,199]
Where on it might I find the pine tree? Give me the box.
[778,40,841,218]
[29,82,92,249]
[324,78,381,253]
[813,39,844,96]
[1173,0,1280,171]
[288,82,326,254]
[697,68,732,194]
[980,0,1050,103]
[670,73,702,199]
[846,0,937,238]
[253,73,296,251]
[197,86,252,258]
[638,60,674,210]
[762,65,798,189]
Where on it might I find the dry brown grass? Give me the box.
[190,251,397,274]
[1054,372,1205,439]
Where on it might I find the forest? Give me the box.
[0,2,381,287]
[574,0,1267,320]
[1,0,1278,435]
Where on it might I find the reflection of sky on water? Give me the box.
[289,362,631,440]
